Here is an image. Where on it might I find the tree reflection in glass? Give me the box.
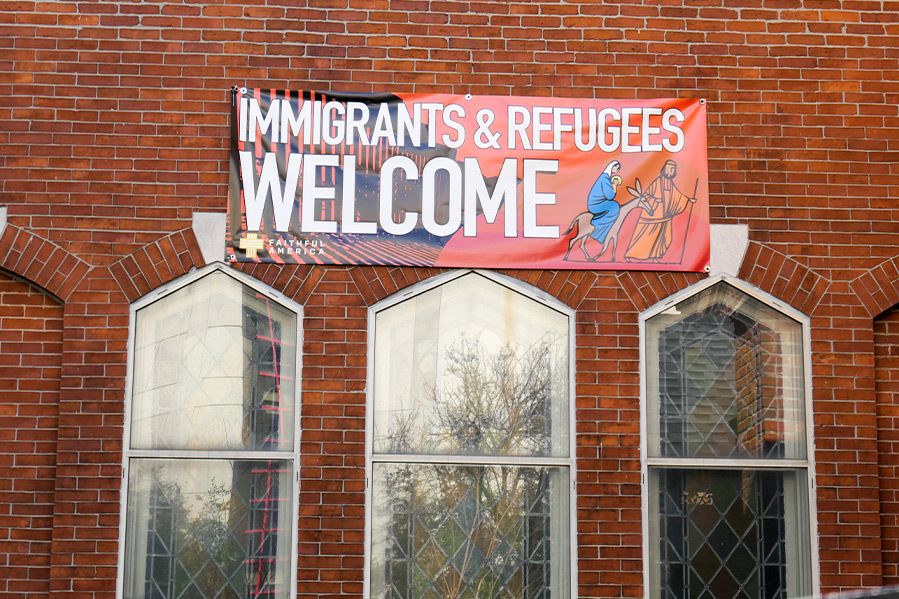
[385,336,559,457]
[372,333,568,599]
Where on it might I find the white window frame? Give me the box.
[639,273,819,597]
[115,262,302,599]
[363,268,578,598]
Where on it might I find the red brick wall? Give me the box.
[877,305,899,584]
[0,270,63,598]
[2,1,897,269]
[0,1,897,597]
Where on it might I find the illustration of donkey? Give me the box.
[563,178,653,262]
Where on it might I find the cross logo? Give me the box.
[238,232,266,259]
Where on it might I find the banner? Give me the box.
[227,89,709,271]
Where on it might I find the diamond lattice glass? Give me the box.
[123,459,292,599]
[646,284,805,460]
[370,463,568,599]
[650,468,811,599]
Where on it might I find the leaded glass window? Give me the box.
[644,280,814,599]
[367,271,573,598]
[120,267,300,599]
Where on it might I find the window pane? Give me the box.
[370,463,569,599]
[373,273,569,457]
[649,468,811,599]
[131,272,297,451]
[123,459,293,599]
[646,284,806,460]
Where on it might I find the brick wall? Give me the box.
[0,270,63,598]
[0,1,897,597]
[877,306,899,584]
[2,1,897,270]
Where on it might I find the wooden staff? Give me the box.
[678,178,700,265]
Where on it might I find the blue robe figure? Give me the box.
[587,160,621,243]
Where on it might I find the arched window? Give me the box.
[366,271,575,598]
[642,278,817,598]
[118,265,301,599]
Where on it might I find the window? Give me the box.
[642,278,817,598]
[118,266,301,599]
[366,271,574,598]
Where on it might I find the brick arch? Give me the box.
[737,240,829,315]
[233,262,323,305]
[340,239,831,316]
[107,228,331,306]
[348,265,608,311]
[108,228,205,302]
[616,270,707,312]
[615,240,830,316]
[0,224,91,301]
[852,255,899,319]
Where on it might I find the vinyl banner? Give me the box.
[227,89,709,271]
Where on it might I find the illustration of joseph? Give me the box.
[625,159,696,262]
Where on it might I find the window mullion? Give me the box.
[646,457,809,470]
[371,452,570,467]
[127,449,297,461]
